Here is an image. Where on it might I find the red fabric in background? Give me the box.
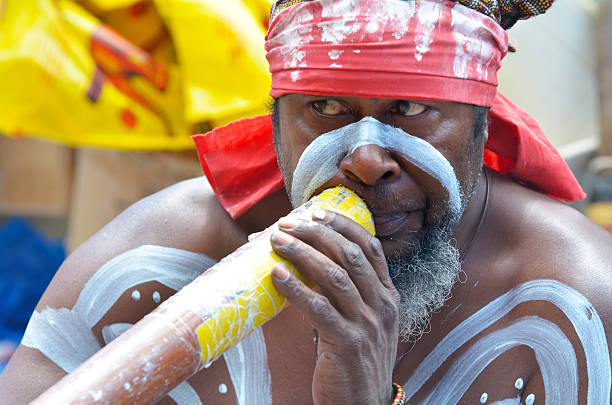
[193,93,585,219]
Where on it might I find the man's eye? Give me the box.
[391,101,427,117]
[311,99,351,116]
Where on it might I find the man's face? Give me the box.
[274,94,484,258]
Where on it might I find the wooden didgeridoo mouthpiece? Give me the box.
[30,186,375,404]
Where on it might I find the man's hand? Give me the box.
[270,209,400,405]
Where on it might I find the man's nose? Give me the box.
[339,144,400,186]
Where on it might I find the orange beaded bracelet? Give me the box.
[392,383,406,405]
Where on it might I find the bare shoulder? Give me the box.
[42,176,247,309]
[490,172,612,289]
[490,172,612,401]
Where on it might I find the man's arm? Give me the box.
[0,177,247,403]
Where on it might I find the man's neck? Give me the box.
[451,167,489,260]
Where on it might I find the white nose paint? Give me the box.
[290,116,462,222]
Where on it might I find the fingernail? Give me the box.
[271,231,293,245]
[278,216,301,230]
[273,264,290,281]
[312,209,330,222]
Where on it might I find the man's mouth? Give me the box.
[372,210,422,239]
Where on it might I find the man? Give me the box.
[1,0,611,404]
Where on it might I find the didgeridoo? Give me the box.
[31,186,375,404]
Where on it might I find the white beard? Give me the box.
[387,223,462,342]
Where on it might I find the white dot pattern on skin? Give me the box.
[219,383,228,394]
[131,290,141,301]
[525,393,535,405]
[515,377,524,390]
[152,291,161,303]
[480,392,488,403]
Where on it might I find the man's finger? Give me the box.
[280,210,396,294]
[317,209,395,291]
[270,263,347,335]
[270,229,370,319]
[275,217,387,309]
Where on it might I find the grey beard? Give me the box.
[387,223,462,342]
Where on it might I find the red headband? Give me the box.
[193,0,585,219]
[266,0,508,107]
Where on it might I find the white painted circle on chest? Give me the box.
[152,291,161,303]
[515,377,524,390]
[131,290,141,301]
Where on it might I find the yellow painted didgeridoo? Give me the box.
[31,186,375,404]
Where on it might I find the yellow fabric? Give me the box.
[0,0,272,150]
[86,0,143,10]
[587,202,612,230]
[154,0,272,125]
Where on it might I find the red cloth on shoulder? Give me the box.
[192,93,585,219]
[192,116,284,218]
[485,93,586,202]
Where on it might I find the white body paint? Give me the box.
[223,328,273,404]
[514,378,523,390]
[422,316,578,404]
[290,117,462,221]
[22,308,101,372]
[402,280,611,404]
[22,245,275,405]
[131,290,141,301]
[153,291,161,303]
[490,396,520,405]
[17,215,608,404]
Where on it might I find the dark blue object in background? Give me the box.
[0,217,65,346]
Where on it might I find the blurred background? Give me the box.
[0,0,611,373]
